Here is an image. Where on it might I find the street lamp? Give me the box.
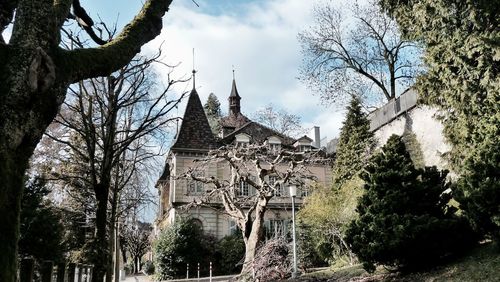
[289,185,298,278]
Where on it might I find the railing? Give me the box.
[19,258,93,282]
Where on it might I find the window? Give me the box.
[265,219,289,238]
[239,176,255,196]
[229,220,239,235]
[188,172,204,194]
[269,175,284,197]
[299,145,311,152]
[268,136,282,154]
[235,133,251,147]
[300,187,309,197]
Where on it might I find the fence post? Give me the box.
[209,261,212,282]
[186,263,189,279]
[88,266,93,282]
[68,263,76,282]
[197,262,200,280]
[77,263,83,282]
[20,258,34,282]
[41,260,54,282]
[57,262,66,282]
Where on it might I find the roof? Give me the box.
[220,112,252,128]
[171,89,218,151]
[229,79,240,98]
[221,121,296,146]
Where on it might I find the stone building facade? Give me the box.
[154,74,332,239]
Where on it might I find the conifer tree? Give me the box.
[333,97,374,184]
[204,93,222,135]
[346,135,475,272]
[379,0,500,242]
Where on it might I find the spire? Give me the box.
[229,68,241,115]
[192,48,196,90]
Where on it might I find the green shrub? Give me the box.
[142,260,155,275]
[214,234,245,275]
[346,135,477,272]
[153,218,215,280]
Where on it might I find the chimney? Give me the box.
[314,126,320,148]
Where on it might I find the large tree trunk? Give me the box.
[0,1,173,281]
[241,197,268,275]
[92,184,111,282]
[0,151,30,282]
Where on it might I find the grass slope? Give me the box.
[298,242,499,281]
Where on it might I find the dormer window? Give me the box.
[267,136,282,154]
[294,135,314,152]
[235,133,251,147]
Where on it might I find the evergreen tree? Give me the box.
[379,0,500,242]
[19,177,65,263]
[204,93,222,135]
[333,97,374,184]
[346,135,476,272]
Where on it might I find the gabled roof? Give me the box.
[171,89,218,151]
[221,121,295,146]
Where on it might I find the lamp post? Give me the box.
[289,185,298,278]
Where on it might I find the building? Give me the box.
[154,72,332,239]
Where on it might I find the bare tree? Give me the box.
[121,221,152,274]
[0,1,174,279]
[252,104,306,138]
[299,0,420,107]
[182,144,323,275]
[45,54,186,281]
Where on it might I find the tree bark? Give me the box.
[0,0,173,280]
[241,197,268,275]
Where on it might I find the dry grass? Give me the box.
[296,242,500,282]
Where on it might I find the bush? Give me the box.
[346,135,477,272]
[142,260,155,275]
[153,218,215,280]
[214,234,245,275]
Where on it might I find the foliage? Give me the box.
[346,135,477,272]
[252,104,305,137]
[204,93,222,135]
[379,0,500,242]
[299,0,420,107]
[253,237,292,282]
[333,97,375,184]
[298,180,363,267]
[142,261,155,275]
[19,177,65,263]
[153,218,215,280]
[121,221,152,273]
[214,234,245,275]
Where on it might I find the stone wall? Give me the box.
[369,90,450,169]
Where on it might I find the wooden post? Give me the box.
[41,261,54,282]
[57,262,66,282]
[20,258,34,282]
[68,263,76,282]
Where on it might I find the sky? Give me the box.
[2,0,350,222]
[82,0,346,143]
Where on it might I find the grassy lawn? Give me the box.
[297,242,500,281]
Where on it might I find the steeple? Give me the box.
[171,70,217,151]
[229,69,241,115]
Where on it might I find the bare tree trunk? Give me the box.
[241,197,268,275]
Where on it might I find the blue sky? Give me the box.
[83,0,346,142]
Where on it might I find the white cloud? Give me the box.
[143,0,345,140]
